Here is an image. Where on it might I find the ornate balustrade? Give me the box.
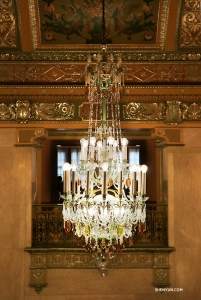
[32,203,168,248]
[26,203,173,294]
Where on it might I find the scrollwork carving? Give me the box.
[0,0,18,48]
[155,269,168,281]
[31,102,75,121]
[30,268,47,294]
[1,100,201,125]
[0,102,15,120]
[180,0,201,47]
[123,103,165,121]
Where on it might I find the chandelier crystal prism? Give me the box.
[62,0,148,258]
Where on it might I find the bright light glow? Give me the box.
[97,141,102,148]
[62,162,71,171]
[107,136,114,145]
[102,162,108,171]
[130,163,138,173]
[80,138,88,147]
[121,138,128,146]
[71,163,77,171]
[90,136,96,145]
[141,165,148,173]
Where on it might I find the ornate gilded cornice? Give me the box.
[1,98,201,125]
[0,51,200,62]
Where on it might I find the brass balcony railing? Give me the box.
[32,203,168,248]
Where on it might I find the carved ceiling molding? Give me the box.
[0,0,21,49]
[0,51,201,62]
[0,62,201,84]
[2,94,201,104]
[1,99,201,125]
[179,0,201,48]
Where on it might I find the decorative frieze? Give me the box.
[1,99,201,125]
[123,101,201,125]
[0,51,201,62]
[25,247,174,293]
[0,100,75,124]
[1,62,201,84]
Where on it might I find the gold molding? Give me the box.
[160,0,170,51]
[1,99,201,126]
[25,247,174,293]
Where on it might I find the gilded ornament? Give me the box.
[15,100,31,123]
[180,0,201,47]
[0,103,15,120]
[0,0,18,48]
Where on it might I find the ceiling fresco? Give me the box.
[37,0,159,46]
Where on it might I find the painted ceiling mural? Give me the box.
[38,0,159,45]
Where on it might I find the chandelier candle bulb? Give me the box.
[90,137,96,159]
[118,170,123,195]
[137,166,141,195]
[141,165,148,195]
[102,162,108,196]
[121,138,128,160]
[113,140,118,161]
[107,136,114,159]
[134,171,137,195]
[141,171,145,195]
[80,138,88,160]
[103,171,107,196]
[62,162,72,193]
[86,171,90,196]
[71,163,77,195]
[97,140,102,160]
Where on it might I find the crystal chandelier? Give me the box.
[61,0,148,275]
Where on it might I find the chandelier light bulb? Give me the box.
[107,136,114,145]
[97,140,103,148]
[90,136,96,145]
[102,162,108,172]
[62,162,72,171]
[71,163,77,172]
[141,164,148,173]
